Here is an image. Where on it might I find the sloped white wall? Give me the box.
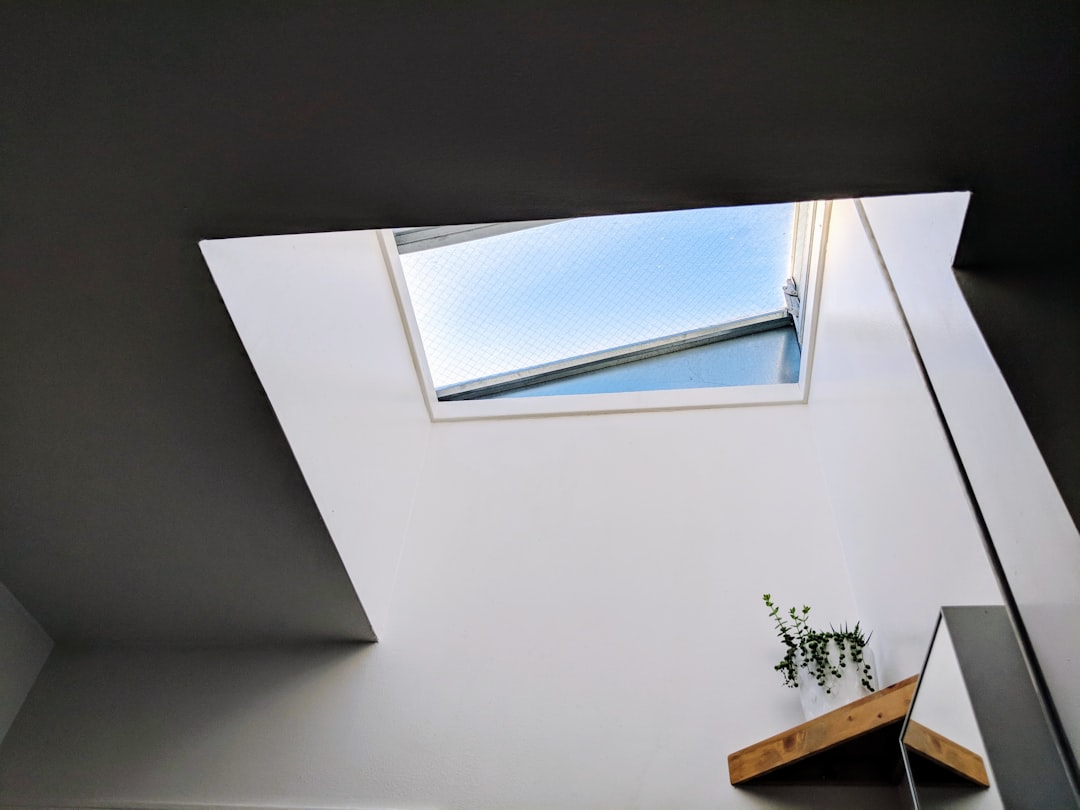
[201,231,432,636]
[0,228,895,809]
[806,198,1000,685]
[0,580,52,746]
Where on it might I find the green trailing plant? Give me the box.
[762,594,875,694]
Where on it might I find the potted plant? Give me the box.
[763,593,876,720]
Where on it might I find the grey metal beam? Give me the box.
[437,310,791,401]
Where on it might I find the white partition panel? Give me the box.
[860,192,1080,761]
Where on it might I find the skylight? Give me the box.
[392,203,809,402]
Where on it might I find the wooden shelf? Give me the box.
[728,675,919,785]
[904,720,990,788]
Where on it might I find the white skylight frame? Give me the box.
[381,200,831,422]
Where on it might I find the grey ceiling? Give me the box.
[2,2,1077,645]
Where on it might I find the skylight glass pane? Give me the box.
[399,203,795,389]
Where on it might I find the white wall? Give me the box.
[806,198,1001,685]
[10,198,1024,807]
[859,192,1080,761]
[0,580,52,746]
[0,405,882,806]
[201,231,432,636]
[0,228,898,809]
[0,637,891,810]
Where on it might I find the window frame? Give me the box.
[380,200,831,422]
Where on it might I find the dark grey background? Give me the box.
[2,2,1076,645]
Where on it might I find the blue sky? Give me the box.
[400,204,796,388]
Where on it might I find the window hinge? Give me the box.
[783,277,801,321]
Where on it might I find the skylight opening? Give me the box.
[387,201,820,407]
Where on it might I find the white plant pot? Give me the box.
[796,643,877,721]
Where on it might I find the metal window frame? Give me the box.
[393,220,568,254]
[437,310,792,401]
[385,200,822,410]
[786,200,817,342]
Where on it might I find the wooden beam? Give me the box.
[904,720,990,787]
[728,675,919,785]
